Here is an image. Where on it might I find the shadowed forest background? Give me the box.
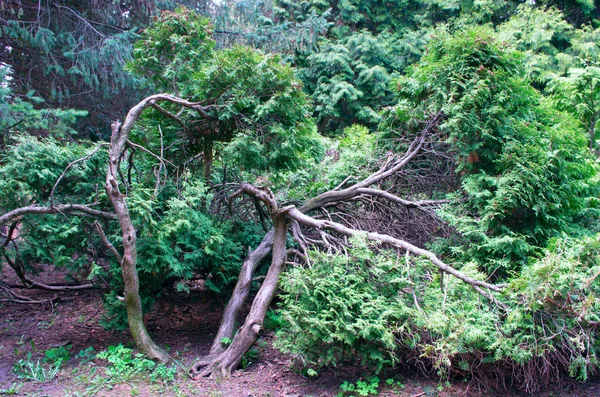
[2,0,600,396]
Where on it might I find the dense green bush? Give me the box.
[0,135,109,278]
[274,26,600,393]
[275,235,600,391]
[387,27,599,274]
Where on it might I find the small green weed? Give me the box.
[77,346,95,364]
[44,345,71,365]
[337,376,380,396]
[12,353,61,381]
[0,382,23,395]
[385,377,405,392]
[150,363,177,384]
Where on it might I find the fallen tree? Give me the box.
[189,112,506,378]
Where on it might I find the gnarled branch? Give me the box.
[282,206,505,294]
[0,204,116,226]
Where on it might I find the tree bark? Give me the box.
[203,144,213,182]
[105,121,171,363]
[0,204,115,225]
[190,215,288,378]
[101,93,219,362]
[209,229,274,356]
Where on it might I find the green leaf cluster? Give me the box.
[389,27,599,273]
[276,235,600,388]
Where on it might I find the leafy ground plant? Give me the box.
[44,345,71,365]
[96,344,161,381]
[337,376,380,396]
[0,382,23,395]
[12,352,62,381]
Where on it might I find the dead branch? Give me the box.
[20,279,95,291]
[355,188,451,208]
[0,280,56,305]
[208,229,275,356]
[290,219,308,254]
[228,183,278,214]
[3,250,29,286]
[150,103,189,130]
[0,204,116,226]
[2,220,19,248]
[282,206,505,295]
[126,140,175,167]
[93,221,123,264]
[153,125,166,197]
[300,112,444,214]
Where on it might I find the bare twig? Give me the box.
[153,125,166,197]
[94,221,123,264]
[50,144,104,206]
[127,140,175,167]
[356,188,451,208]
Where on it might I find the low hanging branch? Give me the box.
[282,206,505,294]
[0,204,116,226]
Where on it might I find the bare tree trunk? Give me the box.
[106,121,171,363]
[190,215,288,377]
[209,230,274,355]
[100,94,221,362]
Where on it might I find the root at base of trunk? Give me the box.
[188,354,239,379]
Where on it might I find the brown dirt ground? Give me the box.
[1,266,600,397]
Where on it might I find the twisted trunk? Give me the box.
[209,230,274,356]
[106,121,170,363]
[190,216,288,377]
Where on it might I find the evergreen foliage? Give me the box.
[2,0,600,391]
[0,66,86,146]
[0,1,148,137]
[0,135,109,279]
[276,235,600,392]
[389,27,598,273]
[129,7,322,175]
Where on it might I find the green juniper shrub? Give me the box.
[275,27,600,393]
[275,235,600,392]
[386,26,599,275]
